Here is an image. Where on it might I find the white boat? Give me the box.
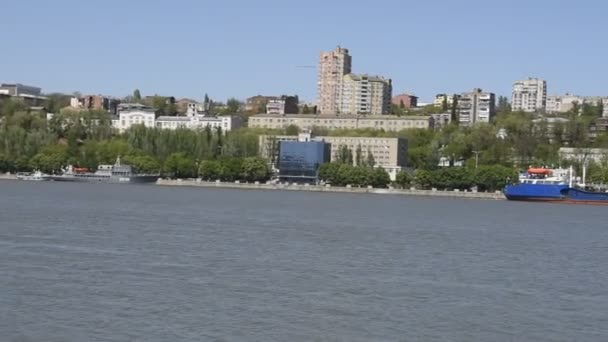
[16,170,50,181]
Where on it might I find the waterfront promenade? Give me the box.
[0,173,17,180]
[156,179,506,200]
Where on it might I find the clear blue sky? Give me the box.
[2,0,606,103]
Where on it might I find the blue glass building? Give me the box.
[278,140,331,183]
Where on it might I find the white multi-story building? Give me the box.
[111,102,241,132]
[339,74,392,115]
[603,99,608,117]
[457,88,496,126]
[318,46,352,114]
[512,77,547,112]
[112,104,156,132]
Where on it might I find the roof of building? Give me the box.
[251,113,430,120]
[156,116,191,122]
[344,73,389,82]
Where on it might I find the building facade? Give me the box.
[249,113,432,131]
[0,83,42,96]
[112,104,157,132]
[266,96,299,114]
[512,77,547,112]
[392,93,418,108]
[317,47,352,114]
[277,140,331,184]
[457,88,496,126]
[433,94,460,107]
[339,74,392,115]
[260,133,408,180]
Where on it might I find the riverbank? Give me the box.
[0,173,17,180]
[156,179,506,200]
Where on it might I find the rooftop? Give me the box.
[251,113,430,120]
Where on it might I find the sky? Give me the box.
[1,0,607,103]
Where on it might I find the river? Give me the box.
[1,181,607,341]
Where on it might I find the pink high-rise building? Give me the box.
[317,47,351,114]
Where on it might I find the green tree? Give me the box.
[301,104,312,114]
[450,95,459,125]
[240,157,270,182]
[133,89,142,102]
[226,98,242,114]
[199,160,221,180]
[474,165,518,192]
[395,170,413,188]
[285,125,300,135]
[414,169,433,189]
[366,149,375,168]
[163,152,196,178]
[368,167,391,188]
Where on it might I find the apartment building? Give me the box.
[266,96,299,114]
[457,88,495,126]
[317,47,352,114]
[248,113,432,131]
[339,74,392,115]
[259,132,408,180]
[392,93,418,108]
[433,94,460,107]
[512,77,547,112]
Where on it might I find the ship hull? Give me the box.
[504,184,608,204]
[48,175,159,183]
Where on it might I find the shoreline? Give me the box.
[0,174,18,180]
[156,179,506,200]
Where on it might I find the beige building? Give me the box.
[339,74,392,115]
[318,47,352,114]
[248,113,431,131]
[512,77,547,113]
[457,88,496,126]
[259,132,408,180]
[433,94,460,107]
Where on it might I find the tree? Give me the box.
[355,144,363,166]
[414,169,433,189]
[301,104,312,114]
[122,154,160,174]
[400,99,405,109]
[395,171,413,188]
[226,98,242,114]
[474,165,518,192]
[285,125,300,135]
[337,145,353,164]
[203,93,210,111]
[366,148,375,168]
[368,167,391,188]
[497,96,511,114]
[163,152,195,178]
[199,160,221,180]
[442,96,448,111]
[133,89,142,102]
[450,95,459,125]
[240,157,270,182]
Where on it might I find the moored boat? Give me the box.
[48,157,159,184]
[504,166,608,204]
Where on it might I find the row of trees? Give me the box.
[394,165,518,192]
[318,163,391,188]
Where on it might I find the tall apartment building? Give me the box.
[317,47,352,114]
[457,88,496,126]
[512,77,547,112]
[339,74,392,115]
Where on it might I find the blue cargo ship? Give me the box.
[504,167,608,204]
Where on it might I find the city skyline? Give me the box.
[1,0,607,103]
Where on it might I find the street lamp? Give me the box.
[472,151,481,169]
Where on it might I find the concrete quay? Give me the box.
[156,179,506,200]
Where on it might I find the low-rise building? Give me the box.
[260,132,408,180]
[249,113,431,131]
[277,138,331,184]
[266,96,299,114]
[112,104,157,132]
[392,93,418,108]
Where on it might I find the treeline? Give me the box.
[394,165,518,192]
[318,163,391,188]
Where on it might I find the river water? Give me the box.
[1,181,607,341]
